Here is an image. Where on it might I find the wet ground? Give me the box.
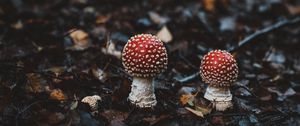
[0,0,300,125]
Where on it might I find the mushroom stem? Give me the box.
[204,85,233,111]
[128,77,157,108]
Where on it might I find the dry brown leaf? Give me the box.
[50,89,68,101]
[11,20,23,29]
[203,0,215,12]
[46,66,65,83]
[26,73,43,93]
[96,15,111,24]
[180,92,198,105]
[68,29,90,50]
[286,4,300,15]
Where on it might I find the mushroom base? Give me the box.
[204,86,232,111]
[128,77,157,108]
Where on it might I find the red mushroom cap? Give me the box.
[122,34,168,77]
[200,50,238,87]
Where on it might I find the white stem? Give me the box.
[128,77,157,108]
[204,85,233,111]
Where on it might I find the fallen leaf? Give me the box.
[67,29,90,50]
[157,26,173,43]
[70,101,78,110]
[286,4,300,15]
[101,42,122,59]
[185,107,204,118]
[50,89,68,101]
[11,20,23,29]
[96,15,111,24]
[259,94,272,101]
[180,94,193,106]
[26,73,46,93]
[148,11,169,25]
[91,67,108,82]
[180,92,198,105]
[267,87,296,101]
[195,105,212,115]
[263,48,286,64]
[45,66,66,83]
[203,0,215,12]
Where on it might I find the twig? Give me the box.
[228,17,300,53]
[177,17,300,84]
[178,72,200,84]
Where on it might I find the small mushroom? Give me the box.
[200,50,238,111]
[122,34,168,108]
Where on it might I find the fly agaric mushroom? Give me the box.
[122,34,168,108]
[200,50,238,111]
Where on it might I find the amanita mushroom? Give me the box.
[122,34,168,108]
[200,50,238,111]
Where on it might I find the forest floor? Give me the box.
[0,0,300,126]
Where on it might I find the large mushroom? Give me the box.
[122,34,168,108]
[200,50,238,111]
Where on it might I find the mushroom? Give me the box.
[200,50,238,111]
[122,34,168,108]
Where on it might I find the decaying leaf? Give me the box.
[203,0,215,12]
[26,73,47,93]
[185,107,203,118]
[157,26,173,43]
[267,87,296,101]
[45,66,66,83]
[67,29,91,50]
[148,11,169,25]
[50,89,68,101]
[184,99,212,118]
[96,15,111,24]
[91,67,108,82]
[195,105,212,115]
[101,42,122,59]
[286,4,300,15]
[70,101,78,110]
[11,20,23,29]
[180,92,198,106]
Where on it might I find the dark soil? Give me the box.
[0,0,300,126]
